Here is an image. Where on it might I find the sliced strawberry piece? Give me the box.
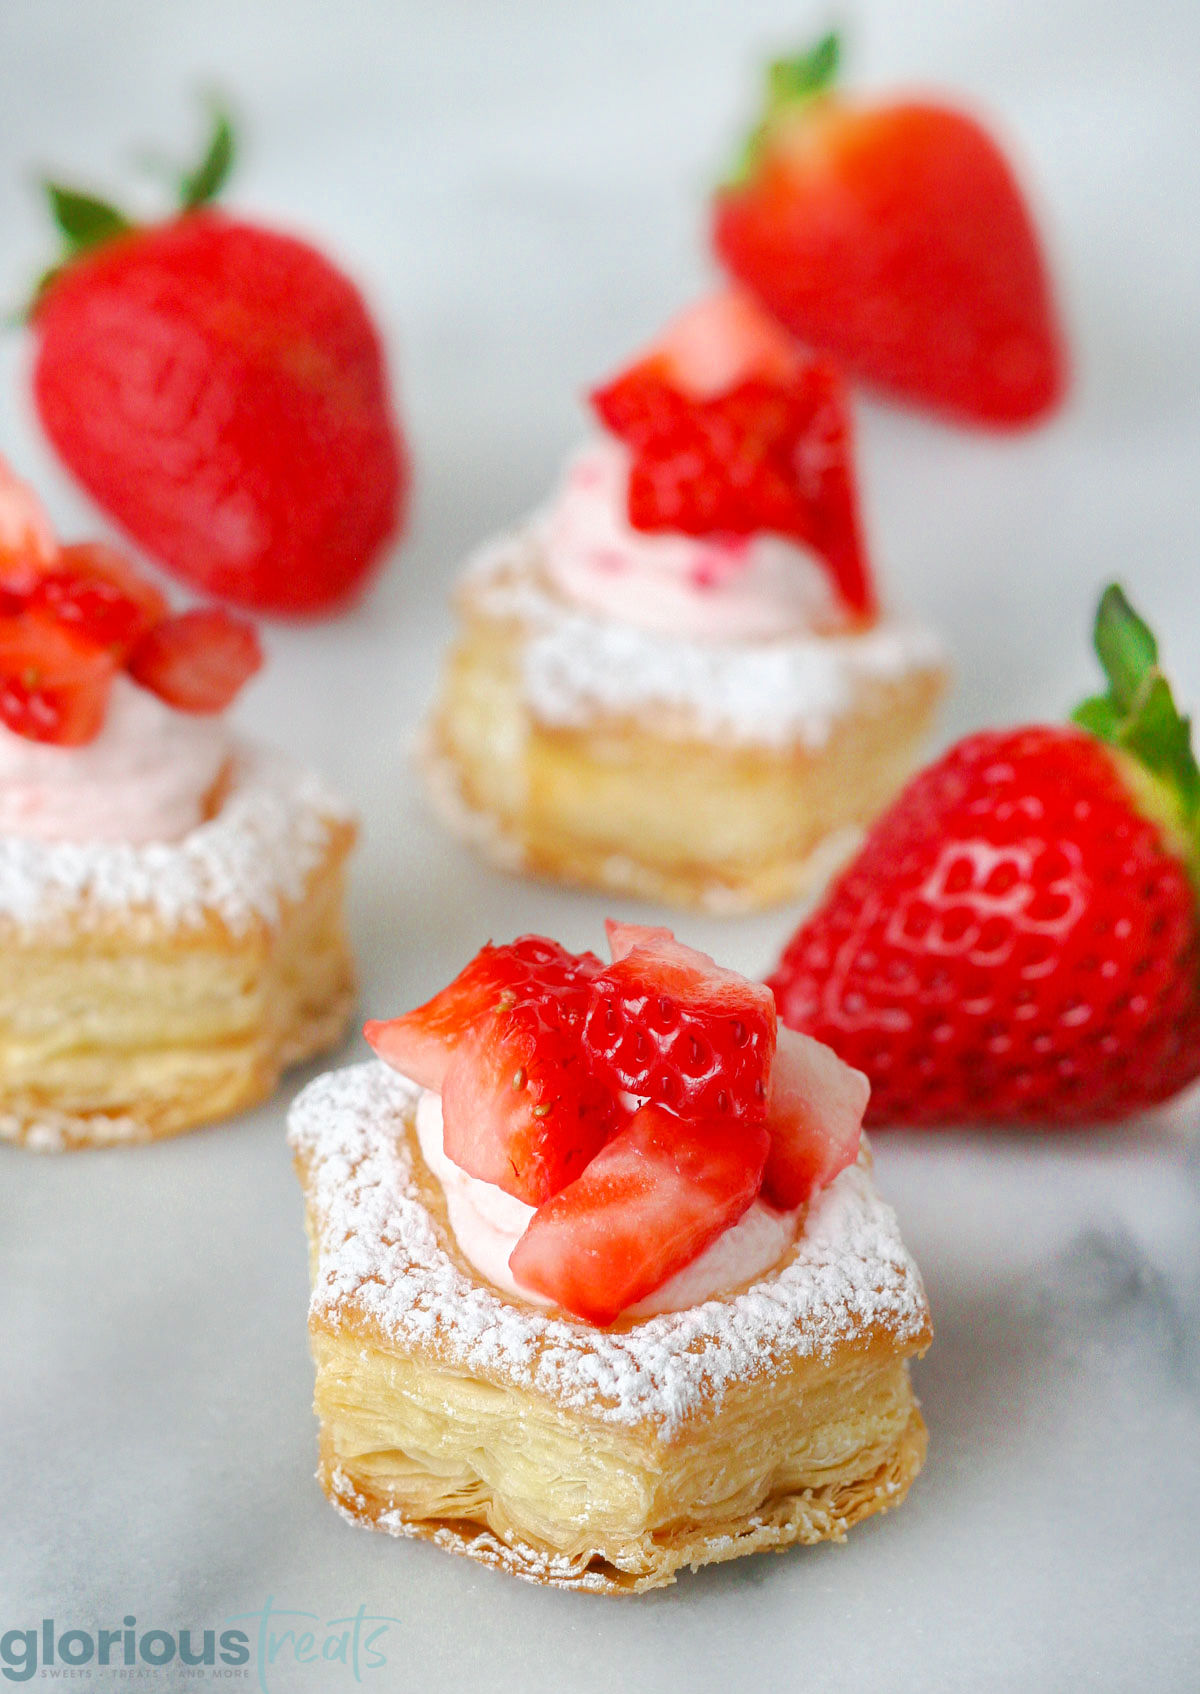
[365,936,603,1093]
[583,925,777,1122]
[30,542,169,658]
[590,290,873,616]
[126,607,261,712]
[762,1026,867,1207]
[0,607,118,745]
[0,456,58,596]
[440,991,621,1207]
[604,919,674,963]
[508,1102,770,1324]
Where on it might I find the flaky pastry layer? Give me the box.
[290,1063,932,1591]
[0,751,356,1151]
[422,542,947,912]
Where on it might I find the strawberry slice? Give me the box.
[590,290,873,616]
[582,923,777,1123]
[605,919,674,963]
[508,1102,770,1324]
[762,1026,867,1207]
[365,936,604,1093]
[0,607,118,745]
[0,455,58,597]
[440,1014,621,1208]
[29,542,169,658]
[126,607,262,712]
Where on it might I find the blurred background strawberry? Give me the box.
[27,107,408,617]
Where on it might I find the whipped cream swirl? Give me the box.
[0,676,230,845]
[536,438,843,642]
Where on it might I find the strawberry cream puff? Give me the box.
[0,458,356,1151]
[290,923,930,1592]
[424,291,946,912]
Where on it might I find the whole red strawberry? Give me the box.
[712,34,1067,427]
[28,108,407,615]
[770,586,1200,1124]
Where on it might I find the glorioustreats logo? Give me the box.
[0,1601,401,1687]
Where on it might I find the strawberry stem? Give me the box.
[723,30,841,188]
[22,100,237,320]
[179,103,236,210]
[1074,583,1200,867]
[767,33,841,107]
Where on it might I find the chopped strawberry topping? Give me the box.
[0,456,58,597]
[590,290,873,615]
[366,937,604,1094]
[368,937,620,1205]
[441,1011,621,1207]
[127,607,262,713]
[583,923,776,1122]
[368,923,872,1318]
[508,1102,770,1325]
[0,608,118,746]
[29,542,169,658]
[762,1026,867,1207]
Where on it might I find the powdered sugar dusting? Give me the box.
[289,1062,930,1438]
[464,534,944,750]
[0,743,350,935]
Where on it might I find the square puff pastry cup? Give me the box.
[423,536,947,914]
[0,745,356,1152]
[289,1061,932,1594]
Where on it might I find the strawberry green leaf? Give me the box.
[767,32,841,107]
[1119,673,1200,814]
[1093,582,1158,712]
[179,104,235,210]
[1072,693,1121,741]
[722,30,842,189]
[1073,582,1200,846]
[42,183,132,253]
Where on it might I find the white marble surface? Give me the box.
[1,1,1199,1689]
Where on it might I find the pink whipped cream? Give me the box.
[415,1089,800,1318]
[536,438,843,641]
[0,676,230,845]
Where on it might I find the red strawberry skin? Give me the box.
[0,608,117,746]
[32,212,406,615]
[508,1102,770,1325]
[126,607,262,713]
[582,925,777,1122]
[714,101,1066,427]
[591,292,872,615]
[367,937,617,1205]
[30,542,169,658]
[440,1014,620,1207]
[366,937,604,1095]
[769,727,1200,1124]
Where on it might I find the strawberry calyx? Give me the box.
[1073,584,1200,886]
[725,30,841,188]
[29,104,235,312]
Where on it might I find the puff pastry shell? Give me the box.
[423,535,947,913]
[290,1061,932,1593]
[0,745,356,1151]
